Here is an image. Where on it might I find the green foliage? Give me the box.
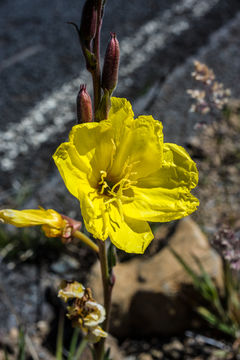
[17,328,25,360]
[56,313,88,360]
[3,328,25,360]
[170,247,240,338]
[103,347,113,360]
[3,321,87,360]
[107,242,117,275]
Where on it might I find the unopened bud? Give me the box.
[102,33,120,94]
[77,85,93,123]
[80,0,97,48]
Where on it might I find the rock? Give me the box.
[150,349,164,359]
[88,218,222,338]
[137,353,152,360]
[163,339,184,352]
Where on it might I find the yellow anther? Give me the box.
[99,170,107,185]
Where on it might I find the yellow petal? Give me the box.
[69,122,114,182]
[122,142,199,222]
[108,204,153,254]
[0,208,62,228]
[53,142,89,198]
[123,186,199,222]
[81,191,109,241]
[58,281,85,302]
[108,97,134,123]
[53,122,115,195]
[137,143,198,189]
[110,115,164,180]
[84,301,106,327]
[87,326,108,343]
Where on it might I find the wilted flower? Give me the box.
[187,89,210,114]
[0,208,81,242]
[58,281,107,342]
[212,227,240,270]
[191,60,215,84]
[188,61,231,116]
[53,97,199,254]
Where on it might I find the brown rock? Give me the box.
[137,353,152,360]
[89,218,222,337]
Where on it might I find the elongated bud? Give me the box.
[77,85,93,123]
[0,208,81,242]
[80,0,97,48]
[102,33,120,94]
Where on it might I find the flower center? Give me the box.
[97,160,138,220]
[98,170,134,197]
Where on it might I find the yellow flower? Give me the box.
[58,281,107,343]
[53,97,199,253]
[0,208,71,238]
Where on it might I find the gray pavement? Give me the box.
[0,0,240,199]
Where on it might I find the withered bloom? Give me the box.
[212,227,240,270]
[58,281,107,342]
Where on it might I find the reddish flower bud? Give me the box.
[102,33,120,94]
[76,85,93,123]
[60,215,82,244]
[80,0,97,48]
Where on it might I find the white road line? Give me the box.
[0,0,219,171]
[0,45,44,72]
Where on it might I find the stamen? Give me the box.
[99,182,108,195]
[98,159,138,220]
[99,170,107,185]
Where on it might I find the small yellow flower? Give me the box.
[53,97,199,253]
[0,208,79,239]
[58,281,107,343]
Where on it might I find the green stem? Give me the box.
[73,230,99,253]
[74,337,88,359]
[94,240,114,360]
[56,311,64,360]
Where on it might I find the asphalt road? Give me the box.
[1,0,240,197]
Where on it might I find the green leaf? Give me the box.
[197,307,236,337]
[56,312,64,360]
[95,89,111,122]
[68,328,80,360]
[104,347,112,360]
[107,242,117,275]
[17,328,25,360]
[4,348,9,360]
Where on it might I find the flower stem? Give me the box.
[94,239,114,360]
[91,0,103,117]
[73,230,99,253]
[75,337,88,359]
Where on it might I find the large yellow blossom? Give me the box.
[53,97,199,253]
